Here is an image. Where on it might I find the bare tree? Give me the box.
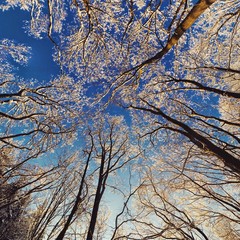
[56,116,140,240]
[0,148,31,240]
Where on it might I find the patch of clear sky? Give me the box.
[0,8,60,81]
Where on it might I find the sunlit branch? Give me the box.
[166,76,240,98]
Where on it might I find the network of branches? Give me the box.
[0,0,239,239]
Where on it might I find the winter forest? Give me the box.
[0,0,239,239]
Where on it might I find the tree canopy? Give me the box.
[0,0,239,239]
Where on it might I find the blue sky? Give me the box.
[0,9,59,81]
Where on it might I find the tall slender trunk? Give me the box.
[86,151,106,240]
